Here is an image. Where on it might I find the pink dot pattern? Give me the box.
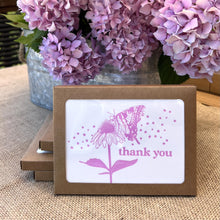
[67,124,98,150]
[66,107,178,149]
[133,107,177,147]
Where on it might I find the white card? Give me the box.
[65,99,184,184]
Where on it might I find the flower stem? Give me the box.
[108,144,112,183]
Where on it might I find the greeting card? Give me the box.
[65,100,184,184]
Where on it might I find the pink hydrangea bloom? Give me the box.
[87,0,163,72]
[151,0,220,81]
[17,0,88,31]
[39,27,105,85]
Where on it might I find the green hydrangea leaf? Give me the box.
[1,13,29,29]
[158,53,189,84]
[29,29,48,52]
[15,29,47,53]
[15,34,33,45]
[6,21,29,29]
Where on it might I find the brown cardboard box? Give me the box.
[54,85,197,195]
[21,115,53,171]
[183,78,210,92]
[39,120,53,151]
[210,73,220,95]
[34,171,53,181]
[184,72,220,95]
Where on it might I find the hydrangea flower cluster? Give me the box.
[39,27,104,85]
[17,0,87,31]
[86,0,163,72]
[152,0,220,81]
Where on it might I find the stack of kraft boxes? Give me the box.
[20,115,54,181]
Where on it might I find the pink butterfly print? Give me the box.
[113,105,145,144]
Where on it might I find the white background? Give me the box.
[65,99,185,184]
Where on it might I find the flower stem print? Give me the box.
[79,105,145,183]
[79,153,138,183]
[108,144,112,183]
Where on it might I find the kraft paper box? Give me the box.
[39,120,53,151]
[35,171,53,181]
[21,115,53,171]
[53,85,196,195]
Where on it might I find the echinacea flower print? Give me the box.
[80,105,145,183]
[91,119,125,149]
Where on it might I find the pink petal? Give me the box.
[172,63,189,76]
[164,20,178,34]
[181,53,191,63]
[164,20,176,29]
[187,33,196,43]
[48,22,56,32]
[61,27,70,37]
[110,20,117,29]
[82,43,92,53]
[63,65,72,73]
[64,0,70,9]
[163,45,174,56]
[153,28,167,41]
[182,0,192,8]
[207,40,220,50]
[85,11,93,20]
[139,4,151,15]
[208,7,220,17]
[180,9,195,19]
[172,1,184,12]
[174,52,187,60]
[72,49,83,58]
[69,58,79,67]
[196,0,210,9]
[112,1,121,10]
[176,14,188,26]
[182,18,198,32]
[173,41,186,54]
[198,13,208,24]
[135,54,142,63]
[209,33,218,41]
[71,40,81,49]
[201,23,212,35]
[151,17,165,27]
[166,35,180,44]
